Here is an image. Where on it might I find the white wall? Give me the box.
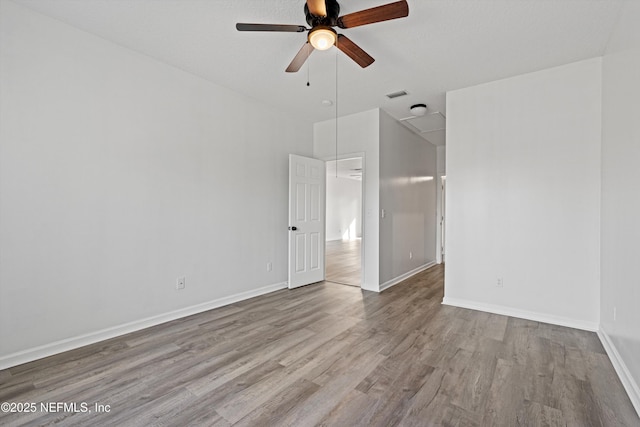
[600,1,640,412]
[314,109,379,291]
[379,110,437,288]
[444,58,602,330]
[437,146,446,176]
[0,2,312,367]
[326,176,362,241]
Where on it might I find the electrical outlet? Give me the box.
[409,251,413,259]
[266,262,272,272]
[176,276,185,290]
[496,277,503,288]
[381,209,386,218]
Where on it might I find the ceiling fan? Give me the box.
[236,0,409,72]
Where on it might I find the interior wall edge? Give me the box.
[0,281,288,371]
[598,327,640,417]
[441,297,599,332]
[379,261,437,292]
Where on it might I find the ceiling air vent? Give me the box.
[386,90,408,99]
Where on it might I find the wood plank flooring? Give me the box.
[1,264,638,426]
[325,239,361,287]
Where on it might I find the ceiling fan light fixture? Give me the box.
[309,27,337,50]
[410,103,428,116]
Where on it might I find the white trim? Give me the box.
[598,327,640,417]
[379,261,437,292]
[0,281,288,370]
[441,297,599,332]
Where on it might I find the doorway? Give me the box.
[325,157,363,287]
[440,175,446,263]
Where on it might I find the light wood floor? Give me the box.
[1,265,638,426]
[325,239,361,287]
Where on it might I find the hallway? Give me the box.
[325,239,361,287]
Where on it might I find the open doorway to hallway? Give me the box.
[325,157,363,287]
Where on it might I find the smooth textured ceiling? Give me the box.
[327,157,363,180]
[13,0,624,145]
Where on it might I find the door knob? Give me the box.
[289,226,297,231]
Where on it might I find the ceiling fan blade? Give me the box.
[337,0,409,29]
[236,23,307,32]
[307,0,327,17]
[286,42,314,72]
[336,34,374,68]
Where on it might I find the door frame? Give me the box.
[322,152,366,288]
[437,174,446,264]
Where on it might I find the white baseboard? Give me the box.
[0,281,288,371]
[441,297,599,332]
[379,261,437,292]
[598,328,640,417]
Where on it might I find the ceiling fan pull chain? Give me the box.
[335,44,339,178]
[307,51,311,86]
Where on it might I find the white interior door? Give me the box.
[288,154,325,289]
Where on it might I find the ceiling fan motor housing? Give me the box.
[305,0,340,27]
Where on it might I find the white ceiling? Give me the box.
[13,0,624,146]
[326,157,363,180]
